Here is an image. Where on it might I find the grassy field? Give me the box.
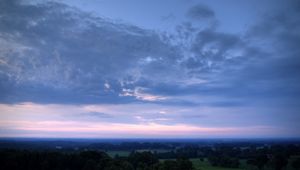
[107,150,130,157]
[190,158,244,170]
[160,158,244,170]
[136,149,171,153]
[106,149,170,157]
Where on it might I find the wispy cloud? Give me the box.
[120,87,168,101]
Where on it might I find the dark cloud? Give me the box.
[236,1,300,102]
[186,29,245,71]
[142,2,300,108]
[0,0,300,111]
[0,0,178,104]
[186,4,215,20]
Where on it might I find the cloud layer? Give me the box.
[0,0,300,138]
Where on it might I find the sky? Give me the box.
[0,0,300,138]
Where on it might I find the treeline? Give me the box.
[89,142,175,151]
[2,140,296,151]
[0,141,177,151]
[154,144,300,169]
[155,144,300,159]
[0,150,193,170]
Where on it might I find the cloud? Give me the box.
[186,4,215,20]
[1,0,300,134]
[0,0,178,104]
[0,0,300,138]
[186,28,246,72]
[120,87,168,101]
[0,0,258,107]
[158,0,300,107]
[229,1,300,102]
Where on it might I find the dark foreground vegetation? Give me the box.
[0,138,300,170]
[0,150,193,170]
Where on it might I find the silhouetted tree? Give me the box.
[272,154,288,170]
[176,158,194,170]
[247,154,269,170]
[292,158,300,170]
[161,160,178,170]
[128,151,158,170]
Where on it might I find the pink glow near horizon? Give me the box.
[0,103,280,138]
[0,119,277,138]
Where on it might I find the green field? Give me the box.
[107,150,130,157]
[106,149,170,157]
[136,149,171,153]
[190,158,244,170]
[159,158,245,170]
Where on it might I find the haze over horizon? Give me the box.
[0,0,300,138]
